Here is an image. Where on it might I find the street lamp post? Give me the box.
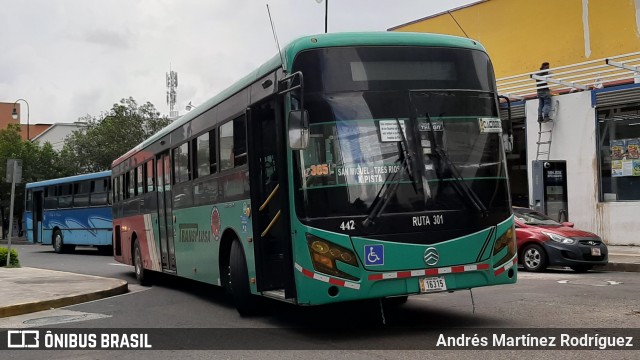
[11,99,30,141]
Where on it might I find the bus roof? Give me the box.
[25,170,112,189]
[112,31,486,167]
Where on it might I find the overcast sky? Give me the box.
[0,0,477,125]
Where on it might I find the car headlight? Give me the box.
[307,234,359,281]
[493,225,516,266]
[541,231,575,244]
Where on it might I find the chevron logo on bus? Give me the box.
[423,247,439,266]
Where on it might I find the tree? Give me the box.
[62,97,171,172]
[0,124,71,238]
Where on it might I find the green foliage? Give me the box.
[0,247,20,267]
[0,97,168,225]
[61,97,171,172]
[0,124,73,230]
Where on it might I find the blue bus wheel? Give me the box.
[53,230,64,254]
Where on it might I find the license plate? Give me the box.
[419,276,447,293]
[591,247,601,256]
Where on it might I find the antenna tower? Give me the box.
[166,66,179,119]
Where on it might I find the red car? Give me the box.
[513,207,608,272]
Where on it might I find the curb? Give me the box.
[596,262,640,273]
[0,281,128,318]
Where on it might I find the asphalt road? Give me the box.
[3,244,639,359]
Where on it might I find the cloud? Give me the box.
[0,0,478,125]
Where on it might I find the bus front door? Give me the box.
[247,100,295,297]
[156,153,177,272]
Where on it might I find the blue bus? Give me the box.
[24,171,113,253]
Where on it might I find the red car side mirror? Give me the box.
[562,222,574,228]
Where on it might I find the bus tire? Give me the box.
[134,239,150,286]
[53,230,65,254]
[383,296,409,306]
[229,240,258,316]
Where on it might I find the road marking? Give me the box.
[557,279,623,286]
[0,310,111,329]
[608,253,640,257]
[109,262,131,267]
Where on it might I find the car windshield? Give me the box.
[513,208,561,226]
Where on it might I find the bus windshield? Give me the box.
[292,46,510,229]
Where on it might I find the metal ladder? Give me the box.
[535,99,559,160]
[535,120,555,160]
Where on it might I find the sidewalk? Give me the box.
[0,267,128,318]
[0,244,637,320]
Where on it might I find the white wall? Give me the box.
[33,123,85,151]
[525,91,639,245]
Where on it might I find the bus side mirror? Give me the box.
[289,109,309,150]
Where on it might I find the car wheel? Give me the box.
[521,244,548,272]
[53,230,64,254]
[134,239,150,286]
[570,265,593,273]
[229,240,259,316]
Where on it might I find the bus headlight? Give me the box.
[493,225,516,266]
[307,234,359,281]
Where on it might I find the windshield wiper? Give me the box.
[362,154,408,228]
[362,119,420,228]
[395,118,419,194]
[424,112,488,216]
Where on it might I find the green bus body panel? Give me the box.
[170,200,255,285]
[290,216,515,305]
[350,229,491,271]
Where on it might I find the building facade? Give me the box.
[391,0,640,245]
[0,101,50,140]
[31,122,87,151]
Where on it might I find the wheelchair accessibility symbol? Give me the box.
[364,244,384,266]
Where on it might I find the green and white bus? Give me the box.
[111,32,516,315]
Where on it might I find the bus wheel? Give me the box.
[229,240,258,316]
[134,239,150,286]
[53,230,65,254]
[383,296,409,306]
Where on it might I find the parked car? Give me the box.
[513,207,608,272]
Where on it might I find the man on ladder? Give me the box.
[536,62,552,123]
[534,61,558,160]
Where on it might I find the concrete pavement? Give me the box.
[0,242,638,319]
[0,267,128,318]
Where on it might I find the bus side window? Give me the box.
[146,160,154,193]
[210,129,217,174]
[194,132,210,178]
[233,115,247,167]
[73,181,91,207]
[129,170,136,198]
[137,165,144,194]
[26,189,33,212]
[91,177,109,206]
[45,186,57,209]
[220,121,234,171]
[173,142,190,183]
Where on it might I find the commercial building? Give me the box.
[391,0,640,245]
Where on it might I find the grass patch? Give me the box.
[0,247,20,267]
